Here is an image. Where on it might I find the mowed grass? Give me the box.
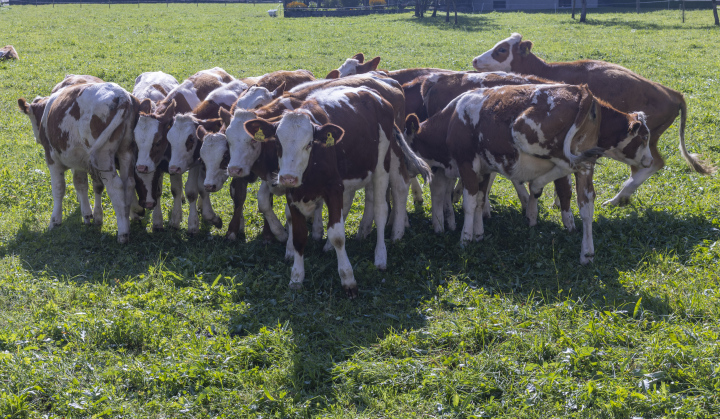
[1,4,720,417]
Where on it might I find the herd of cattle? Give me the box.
[17,33,714,297]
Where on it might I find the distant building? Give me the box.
[471,0,598,11]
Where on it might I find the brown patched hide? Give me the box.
[256,70,315,92]
[0,45,19,60]
[51,74,104,94]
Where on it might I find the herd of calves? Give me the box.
[17,33,714,297]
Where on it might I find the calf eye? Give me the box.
[498,48,507,53]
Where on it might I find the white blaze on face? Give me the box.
[276,112,316,186]
[337,58,360,77]
[134,115,163,171]
[235,86,275,110]
[472,33,523,72]
[226,110,260,177]
[167,113,199,173]
[200,133,229,191]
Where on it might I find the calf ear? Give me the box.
[325,69,340,79]
[158,100,176,123]
[352,53,365,63]
[359,56,382,73]
[272,82,286,98]
[244,119,276,142]
[138,98,153,114]
[518,41,533,57]
[405,114,420,136]
[17,98,30,114]
[196,125,208,141]
[219,107,233,127]
[314,123,344,147]
[629,120,641,136]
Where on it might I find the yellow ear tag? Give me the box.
[254,130,265,142]
[325,132,335,147]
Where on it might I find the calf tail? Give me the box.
[89,96,130,170]
[678,97,715,175]
[563,86,599,166]
[393,126,432,183]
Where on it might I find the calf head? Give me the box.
[234,83,286,110]
[223,108,261,178]
[167,113,222,174]
[244,112,344,188]
[134,98,175,173]
[601,111,652,168]
[18,97,48,144]
[332,54,382,78]
[404,113,421,145]
[198,126,229,192]
[472,33,531,73]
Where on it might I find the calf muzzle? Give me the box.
[168,165,182,174]
[228,166,244,177]
[204,184,217,192]
[279,175,299,187]
[136,165,149,174]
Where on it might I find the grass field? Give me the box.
[1,4,720,417]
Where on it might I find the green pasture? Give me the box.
[1,4,720,417]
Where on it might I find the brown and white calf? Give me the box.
[134,68,232,229]
[133,71,180,109]
[244,87,430,297]
[18,83,139,243]
[0,45,19,60]
[232,69,315,110]
[472,33,714,206]
[326,53,382,79]
[446,84,651,264]
[52,74,104,93]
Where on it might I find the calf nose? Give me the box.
[205,184,216,192]
[228,167,243,177]
[472,58,478,68]
[169,165,181,174]
[136,165,149,174]
[143,201,155,209]
[642,156,653,168]
[279,175,298,187]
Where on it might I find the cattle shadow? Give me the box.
[397,13,500,32]
[560,15,711,31]
[2,198,716,411]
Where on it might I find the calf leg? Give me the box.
[227,177,248,241]
[97,167,130,244]
[410,176,424,204]
[356,185,374,240]
[258,181,287,242]
[511,179,530,212]
[90,173,104,226]
[604,135,665,206]
[554,175,575,232]
[452,178,463,204]
[429,170,450,233]
[150,171,164,231]
[458,163,481,245]
[389,166,410,241]
[48,162,66,230]
[483,172,497,218]
[576,167,596,264]
[197,166,222,229]
[116,149,137,223]
[443,174,456,231]
[168,173,184,229]
[326,192,357,298]
[186,166,201,234]
[312,202,324,241]
[285,203,295,261]
[526,166,570,227]
[472,177,490,241]
[373,170,390,270]
[289,204,310,290]
[72,169,93,225]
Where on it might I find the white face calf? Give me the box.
[134,99,175,174]
[224,109,260,178]
[472,33,523,72]
[167,113,201,174]
[198,127,229,192]
[234,84,284,110]
[243,112,344,188]
[603,112,653,168]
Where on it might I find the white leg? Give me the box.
[98,169,130,244]
[577,169,596,264]
[150,171,164,231]
[603,166,656,207]
[258,181,287,242]
[72,169,93,225]
[290,248,305,289]
[473,187,485,241]
[328,217,357,296]
[444,175,456,231]
[512,179,530,212]
[460,188,477,245]
[285,204,294,261]
[410,176,423,204]
[389,170,410,241]
[373,171,390,270]
[452,178,463,204]
[45,162,67,229]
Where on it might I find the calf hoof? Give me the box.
[226,232,237,241]
[602,196,630,207]
[474,234,484,242]
[285,250,294,261]
[288,281,303,290]
[117,233,129,244]
[83,215,94,225]
[93,219,103,227]
[210,217,223,229]
[413,197,424,205]
[580,253,595,265]
[482,204,492,219]
[276,231,289,243]
[375,261,387,271]
[152,225,165,232]
[323,240,333,253]
[344,285,359,299]
[526,216,537,227]
[187,227,199,236]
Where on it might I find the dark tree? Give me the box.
[579,0,587,23]
[431,0,437,17]
[713,0,719,26]
[571,0,575,19]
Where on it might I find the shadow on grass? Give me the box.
[1,200,716,408]
[395,13,500,32]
